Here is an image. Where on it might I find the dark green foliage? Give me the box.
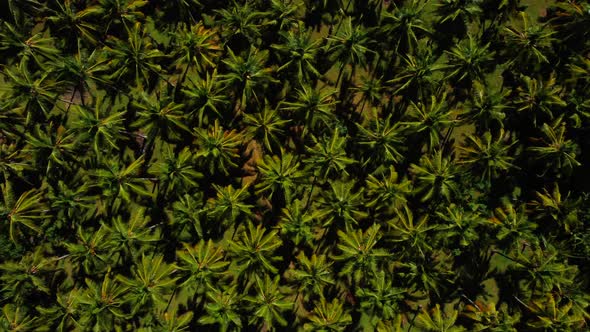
[1,0,590,331]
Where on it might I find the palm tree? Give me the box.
[95,0,148,36]
[332,224,387,284]
[71,93,126,157]
[356,271,405,328]
[272,26,323,84]
[151,145,203,199]
[503,11,555,72]
[64,225,113,275]
[91,155,153,206]
[131,90,191,147]
[489,198,537,247]
[415,303,465,331]
[465,80,510,130]
[182,69,230,126]
[46,0,101,48]
[1,59,62,123]
[327,17,374,89]
[243,104,290,153]
[0,184,47,243]
[194,120,243,176]
[104,22,165,89]
[207,183,253,232]
[25,124,79,176]
[0,304,36,331]
[317,181,368,230]
[387,204,436,259]
[103,207,158,261]
[457,129,517,186]
[228,222,283,284]
[0,246,53,304]
[409,150,459,202]
[279,199,319,248]
[52,40,111,104]
[172,22,220,95]
[379,0,430,54]
[152,308,194,332]
[443,34,494,87]
[215,2,268,47]
[288,252,335,302]
[304,128,355,181]
[78,269,129,331]
[387,49,445,99]
[255,151,305,208]
[529,183,581,233]
[244,274,293,329]
[280,85,338,138]
[219,46,275,111]
[269,0,302,31]
[36,289,84,332]
[365,166,412,214]
[0,21,60,68]
[48,179,95,225]
[303,297,352,331]
[527,116,581,176]
[176,240,229,303]
[403,93,458,151]
[198,284,243,331]
[513,74,566,127]
[356,111,406,167]
[169,193,207,239]
[117,254,178,315]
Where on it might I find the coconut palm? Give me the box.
[182,69,230,126]
[409,150,459,202]
[513,74,566,127]
[1,59,62,123]
[379,0,430,54]
[243,104,290,153]
[151,145,202,199]
[356,111,406,167]
[104,22,165,89]
[220,46,276,111]
[365,166,412,214]
[403,93,458,152]
[443,34,494,86]
[281,85,338,137]
[228,222,283,283]
[46,0,101,48]
[288,252,335,302]
[194,120,243,176]
[207,183,253,231]
[304,128,355,181]
[332,224,387,284]
[327,17,374,89]
[0,21,60,67]
[528,116,581,176]
[303,297,352,331]
[172,22,220,93]
[255,151,305,207]
[78,269,129,331]
[198,284,243,331]
[272,26,322,84]
[244,274,293,329]
[117,254,178,315]
[503,11,555,71]
[457,129,517,186]
[0,184,47,243]
[176,239,229,301]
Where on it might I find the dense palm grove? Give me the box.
[1,0,590,330]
